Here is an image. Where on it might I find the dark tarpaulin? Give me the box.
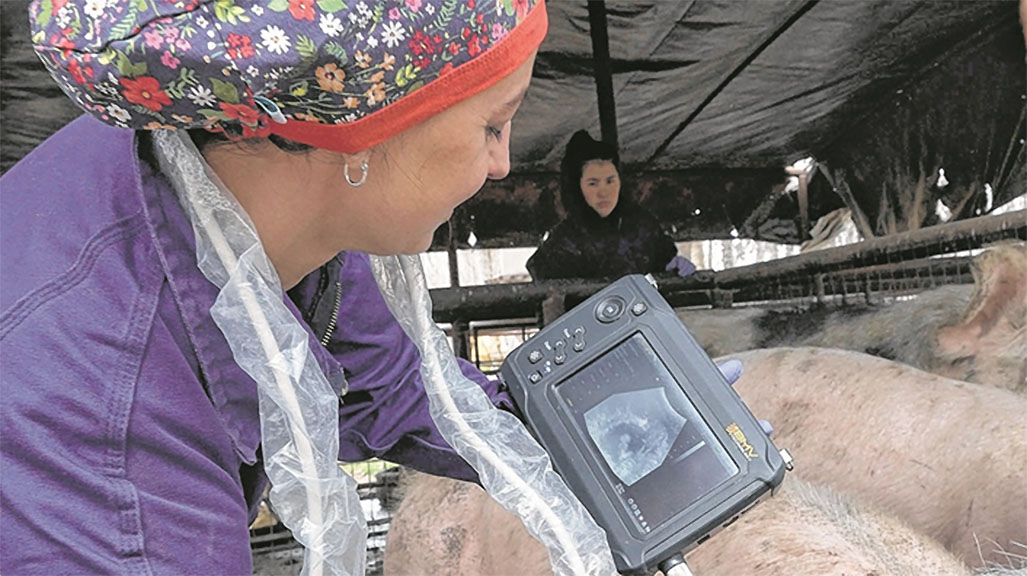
[511,0,1018,170]
[656,1,1018,169]
[2,0,1024,246]
[460,0,1024,246]
[822,19,1027,235]
[1,0,83,173]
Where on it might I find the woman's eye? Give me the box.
[486,125,503,140]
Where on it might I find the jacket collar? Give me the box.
[133,133,345,465]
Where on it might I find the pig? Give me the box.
[384,348,1026,573]
[384,470,549,576]
[726,347,1027,566]
[384,472,972,576]
[678,243,1027,393]
[685,478,973,576]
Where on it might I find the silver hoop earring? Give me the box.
[345,160,369,187]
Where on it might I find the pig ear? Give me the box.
[717,359,743,385]
[937,243,1027,357]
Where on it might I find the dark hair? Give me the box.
[559,129,622,222]
[187,126,313,153]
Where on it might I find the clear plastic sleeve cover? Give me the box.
[370,254,617,576]
[153,130,366,576]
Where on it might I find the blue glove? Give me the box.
[665,255,697,278]
[716,358,743,385]
[716,359,774,437]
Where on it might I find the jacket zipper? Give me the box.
[319,281,342,347]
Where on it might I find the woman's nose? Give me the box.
[487,121,512,180]
[488,150,510,180]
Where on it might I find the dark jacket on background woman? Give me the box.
[527,200,678,280]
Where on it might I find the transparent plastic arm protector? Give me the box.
[371,254,618,576]
[154,128,615,576]
[154,131,366,576]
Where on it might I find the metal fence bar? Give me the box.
[712,211,1024,288]
[430,212,1024,323]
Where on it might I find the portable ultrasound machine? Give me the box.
[501,274,793,575]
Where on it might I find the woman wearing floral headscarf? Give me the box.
[1,0,549,573]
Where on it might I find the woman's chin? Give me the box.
[364,231,435,256]
[406,235,435,255]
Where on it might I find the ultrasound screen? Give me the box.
[555,333,738,533]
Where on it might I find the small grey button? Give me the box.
[631,302,648,316]
[529,372,542,384]
[528,350,543,364]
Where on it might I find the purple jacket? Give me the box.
[0,116,509,574]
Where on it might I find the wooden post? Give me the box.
[587,0,618,149]
[786,166,810,240]
[797,173,809,238]
[814,273,826,305]
[450,320,470,360]
[447,218,460,288]
[541,293,568,327]
[710,289,734,309]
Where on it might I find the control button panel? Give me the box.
[521,324,589,383]
[515,284,645,385]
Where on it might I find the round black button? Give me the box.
[595,296,627,323]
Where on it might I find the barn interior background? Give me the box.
[2,0,1025,573]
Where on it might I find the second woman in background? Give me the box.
[527,130,695,280]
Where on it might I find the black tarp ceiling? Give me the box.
[454,0,1026,247]
[515,0,1018,170]
[2,0,1025,247]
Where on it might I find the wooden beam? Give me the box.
[712,210,1025,287]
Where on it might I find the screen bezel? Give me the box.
[547,328,753,540]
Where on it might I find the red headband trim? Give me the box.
[267,1,548,154]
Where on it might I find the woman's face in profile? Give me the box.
[340,54,537,255]
[580,160,620,218]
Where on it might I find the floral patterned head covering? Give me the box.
[30,0,546,153]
